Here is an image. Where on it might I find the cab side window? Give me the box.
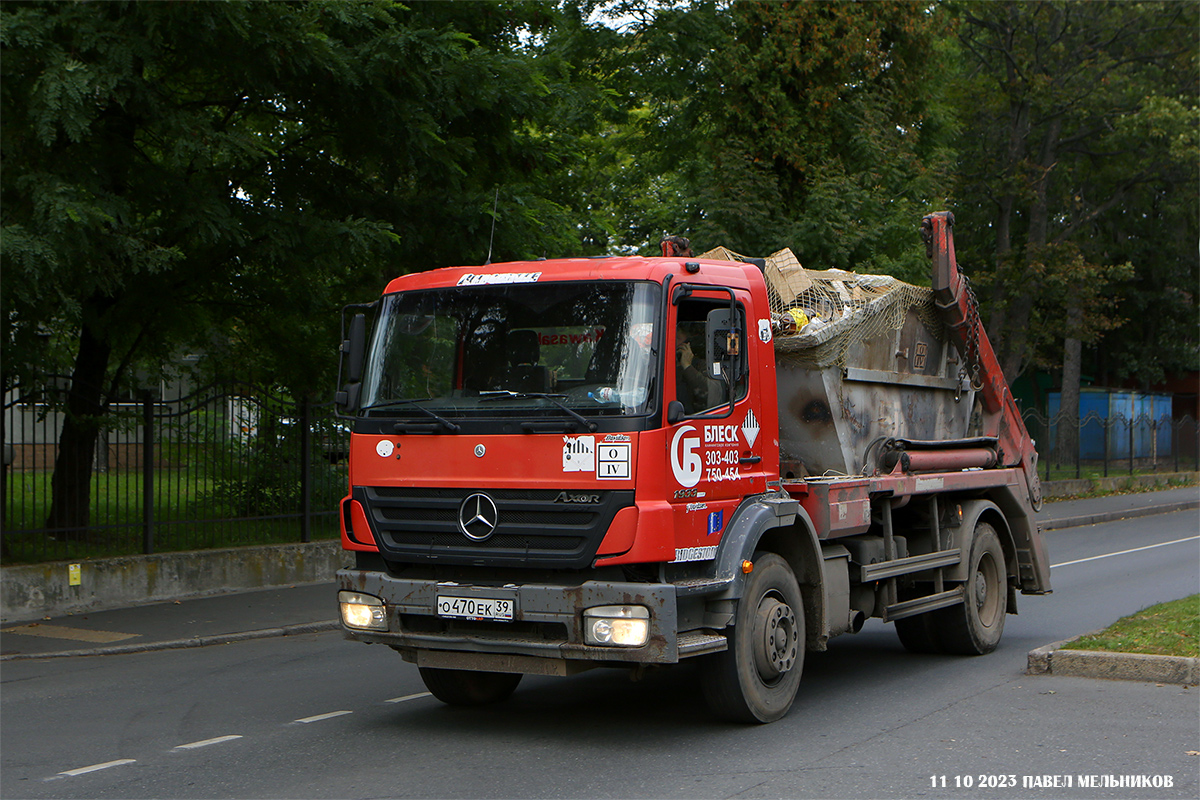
[675,298,748,414]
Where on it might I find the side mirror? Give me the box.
[666,400,686,426]
[334,383,361,410]
[336,313,368,413]
[704,308,743,384]
[346,313,367,383]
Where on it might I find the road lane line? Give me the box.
[294,710,352,724]
[174,735,243,750]
[58,759,136,777]
[1051,535,1199,569]
[385,692,432,704]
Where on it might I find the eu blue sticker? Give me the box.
[707,510,724,536]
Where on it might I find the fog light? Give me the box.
[584,605,649,647]
[339,591,387,631]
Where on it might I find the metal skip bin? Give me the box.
[768,268,977,479]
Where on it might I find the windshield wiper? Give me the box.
[479,391,597,432]
[362,399,460,432]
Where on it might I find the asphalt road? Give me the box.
[2,509,1197,800]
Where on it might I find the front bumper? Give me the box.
[337,568,711,670]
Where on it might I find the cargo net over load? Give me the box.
[697,245,974,479]
[697,246,945,369]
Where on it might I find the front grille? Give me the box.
[354,486,634,569]
[377,507,594,527]
[385,532,584,551]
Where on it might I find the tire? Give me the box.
[935,523,1007,655]
[701,552,805,723]
[418,667,522,706]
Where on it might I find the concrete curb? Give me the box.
[1039,499,1200,531]
[1027,636,1200,686]
[0,620,340,662]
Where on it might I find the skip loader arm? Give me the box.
[923,211,1043,511]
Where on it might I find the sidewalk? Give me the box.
[2,486,1196,662]
[0,582,339,661]
[1035,484,1198,530]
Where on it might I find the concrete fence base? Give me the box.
[1,541,350,624]
[1041,471,1197,499]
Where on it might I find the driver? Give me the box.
[676,325,707,413]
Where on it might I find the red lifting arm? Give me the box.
[923,211,1043,510]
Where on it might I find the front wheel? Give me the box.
[418,667,522,706]
[701,552,805,723]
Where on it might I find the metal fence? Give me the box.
[4,381,1195,564]
[1022,408,1199,481]
[1,384,348,564]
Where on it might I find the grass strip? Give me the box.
[1062,595,1199,659]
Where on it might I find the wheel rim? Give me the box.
[752,592,798,682]
[974,550,1001,628]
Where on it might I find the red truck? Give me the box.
[335,212,1050,723]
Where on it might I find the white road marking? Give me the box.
[173,735,243,750]
[58,759,136,777]
[1051,535,1199,569]
[294,710,352,724]
[385,692,432,704]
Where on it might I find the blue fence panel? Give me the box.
[1048,390,1174,461]
[1078,392,1108,459]
[1153,394,1173,456]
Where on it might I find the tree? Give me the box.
[573,1,958,276]
[1084,93,1199,391]
[950,0,1195,388]
[653,1,956,278]
[1,0,594,537]
[950,0,1198,460]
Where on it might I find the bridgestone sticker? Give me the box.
[672,546,717,563]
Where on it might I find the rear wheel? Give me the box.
[418,667,522,706]
[935,523,1007,655]
[701,553,805,723]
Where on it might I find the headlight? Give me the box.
[584,605,649,647]
[339,591,387,631]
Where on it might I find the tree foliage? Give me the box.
[1,0,1195,535]
[1,0,607,533]
[601,1,958,280]
[949,0,1198,387]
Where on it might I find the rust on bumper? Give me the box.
[337,568,681,666]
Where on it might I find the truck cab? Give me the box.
[337,257,795,706]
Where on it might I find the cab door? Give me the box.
[663,285,770,563]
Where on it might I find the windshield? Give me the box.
[360,281,661,420]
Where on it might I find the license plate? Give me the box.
[436,595,514,621]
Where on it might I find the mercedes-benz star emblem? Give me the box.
[458,493,498,541]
